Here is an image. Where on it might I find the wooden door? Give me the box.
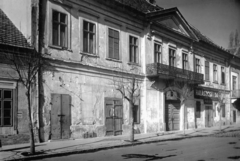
[165,102,180,131]
[205,106,213,127]
[51,94,71,140]
[105,98,123,136]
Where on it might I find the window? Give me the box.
[83,21,96,54]
[169,48,176,67]
[133,105,140,124]
[213,64,218,82]
[0,89,13,126]
[213,103,217,117]
[205,61,210,81]
[129,36,138,63]
[233,76,237,90]
[52,10,68,48]
[182,52,188,70]
[195,58,200,73]
[154,43,161,63]
[196,101,201,118]
[221,67,225,84]
[221,104,225,118]
[108,28,119,60]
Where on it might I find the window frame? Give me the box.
[205,61,210,81]
[213,64,218,83]
[232,76,237,90]
[195,58,200,73]
[129,35,139,64]
[0,89,13,127]
[52,9,68,48]
[169,47,176,67]
[221,66,225,85]
[108,28,120,60]
[182,52,188,70]
[154,42,162,63]
[83,20,96,55]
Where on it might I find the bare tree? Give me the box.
[164,81,194,135]
[113,74,141,142]
[235,29,239,47]
[217,90,228,130]
[4,49,42,154]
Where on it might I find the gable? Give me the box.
[157,17,189,37]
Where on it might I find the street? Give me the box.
[36,136,240,161]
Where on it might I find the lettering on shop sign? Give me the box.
[195,89,218,98]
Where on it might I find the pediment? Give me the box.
[146,8,198,41]
[157,17,190,37]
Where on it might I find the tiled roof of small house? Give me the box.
[115,0,163,13]
[0,8,31,49]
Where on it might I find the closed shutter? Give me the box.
[108,29,114,59]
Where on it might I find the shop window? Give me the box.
[0,89,13,126]
[196,101,201,118]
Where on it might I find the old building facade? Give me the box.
[0,0,238,144]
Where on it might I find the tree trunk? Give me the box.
[181,100,185,135]
[219,110,222,131]
[129,102,134,142]
[27,90,35,154]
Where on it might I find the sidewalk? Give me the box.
[1,124,240,161]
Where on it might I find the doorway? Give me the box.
[165,101,180,131]
[51,94,71,140]
[105,98,123,136]
[205,106,213,127]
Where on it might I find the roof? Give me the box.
[229,46,240,58]
[190,25,229,52]
[115,0,163,13]
[0,8,31,49]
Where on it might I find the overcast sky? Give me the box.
[156,0,240,49]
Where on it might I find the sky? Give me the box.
[156,0,240,49]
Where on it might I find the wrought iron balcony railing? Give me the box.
[231,89,240,98]
[146,63,204,84]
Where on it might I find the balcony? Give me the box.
[231,89,240,98]
[146,63,204,84]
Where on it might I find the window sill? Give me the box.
[49,45,72,52]
[106,58,122,63]
[128,62,141,67]
[80,51,99,58]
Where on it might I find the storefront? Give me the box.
[194,87,219,128]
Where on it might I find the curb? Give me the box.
[5,129,240,161]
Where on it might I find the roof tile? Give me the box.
[0,8,31,49]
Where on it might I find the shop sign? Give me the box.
[203,98,212,104]
[195,89,219,98]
